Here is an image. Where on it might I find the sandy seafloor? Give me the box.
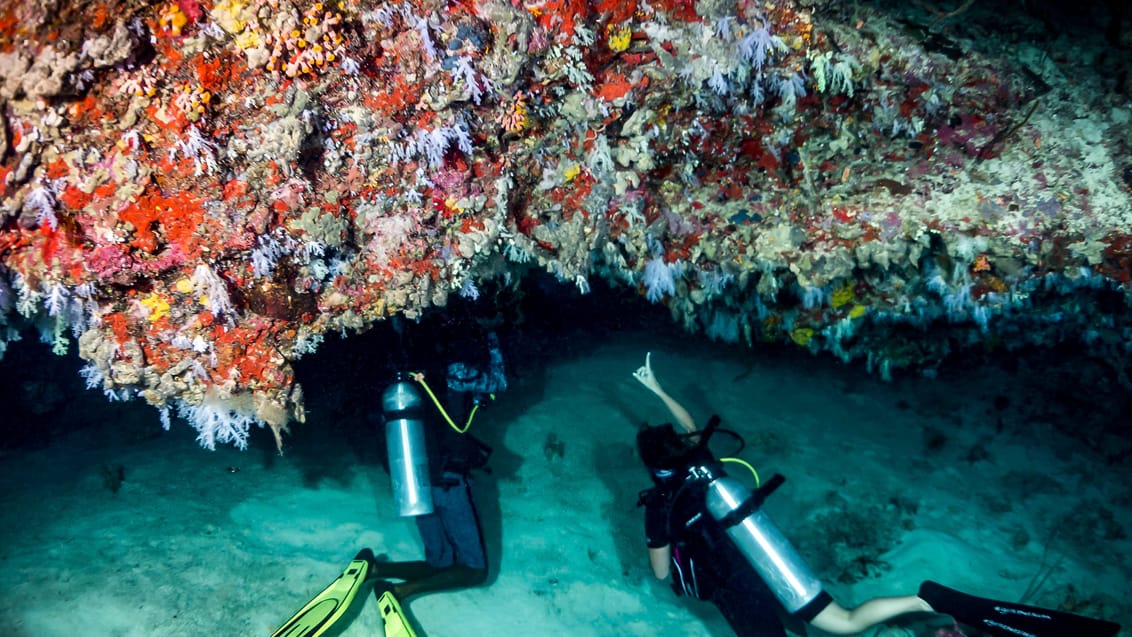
[0,312,1128,637]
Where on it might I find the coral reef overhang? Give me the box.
[1,0,1130,448]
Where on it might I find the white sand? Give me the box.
[1,329,1127,636]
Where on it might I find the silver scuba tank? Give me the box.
[382,378,433,516]
[704,474,823,614]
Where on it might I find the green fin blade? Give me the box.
[377,590,418,637]
[272,556,372,637]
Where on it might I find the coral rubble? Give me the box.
[2,0,1129,447]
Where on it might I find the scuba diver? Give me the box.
[631,352,1121,637]
[370,326,505,604]
[272,316,507,637]
[370,321,507,607]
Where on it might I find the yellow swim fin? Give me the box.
[377,589,418,637]
[272,549,375,637]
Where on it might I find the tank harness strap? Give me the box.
[387,404,427,421]
[715,473,786,529]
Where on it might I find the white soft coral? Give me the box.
[177,390,260,450]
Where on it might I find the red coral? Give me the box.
[592,0,637,23]
[1098,233,1132,284]
[103,312,133,344]
[58,184,92,211]
[532,0,590,40]
[116,188,205,256]
[594,70,634,103]
[648,0,697,22]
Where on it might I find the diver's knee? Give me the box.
[465,565,488,586]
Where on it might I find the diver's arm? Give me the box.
[656,389,697,434]
[809,596,932,635]
[648,545,671,579]
[633,353,697,433]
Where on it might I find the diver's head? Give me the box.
[637,423,693,484]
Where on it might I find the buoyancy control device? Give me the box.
[382,376,434,516]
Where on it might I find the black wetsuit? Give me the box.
[412,399,490,570]
[643,480,786,637]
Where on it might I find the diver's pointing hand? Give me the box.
[633,352,662,394]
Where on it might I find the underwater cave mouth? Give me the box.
[287,270,677,433]
[0,269,1129,461]
[287,270,1132,465]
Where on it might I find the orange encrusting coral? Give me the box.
[116,189,207,257]
[211,323,291,387]
[530,0,590,40]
